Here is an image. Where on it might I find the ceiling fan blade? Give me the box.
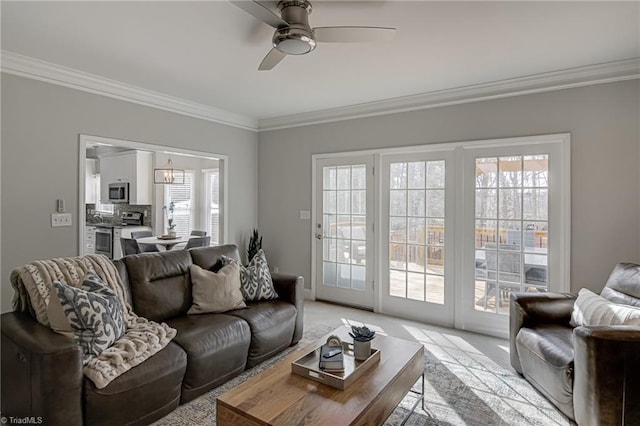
[314,26,396,43]
[259,48,287,70]
[230,1,287,29]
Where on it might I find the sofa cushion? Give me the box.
[84,341,186,426]
[166,313,251,403]
[124,250,192,322]
[515,325,575,419]
[227,300,296,367]
[571,288,640,327]
[188,263,246,315]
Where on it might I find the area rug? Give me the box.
[153,324,572,426]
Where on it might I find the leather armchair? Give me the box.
[510,262,640,425]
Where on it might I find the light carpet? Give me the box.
[153,324,572,426]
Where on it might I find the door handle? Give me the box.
[315,233,323,240]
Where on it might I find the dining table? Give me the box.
[137,236,186,250]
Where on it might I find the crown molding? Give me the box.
[258,58,640,131]
[3,51,638,133]
[1,50,259,132]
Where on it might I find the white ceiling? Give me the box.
[2,1,639,123]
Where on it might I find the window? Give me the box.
[204,169,220,245]
[164,170,194,238]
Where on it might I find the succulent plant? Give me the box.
[349,325,376,342]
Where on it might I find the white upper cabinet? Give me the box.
[85,159,99,204]
[99,151,153,205]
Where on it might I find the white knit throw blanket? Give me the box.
[10,254,177,389]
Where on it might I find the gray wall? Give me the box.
[1,73,259,312]
[258,80,640,294]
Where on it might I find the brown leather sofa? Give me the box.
[1,244,304,425]
[510,262,640,425]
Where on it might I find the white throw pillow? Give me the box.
[570,288,640,327]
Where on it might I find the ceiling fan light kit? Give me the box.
[232,0,396,70]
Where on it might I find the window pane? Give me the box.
[523,155,549,188]
[523,188,548,221]
[390,243,407,270]
[408,272,425,301]
[426,160,445,189]
[498,189,521,219]
[324,167,336,190]
[426,189,444,217]
[408,218,425,244]
[352,165,366,189]
[323,191,336,214]
[408,162,426,189]
[408,245,424,272]
[427,219,445,246]
[476,219,497,249]
[390,217,406,243]
[352,190,366,215]
[390,163,407,189]
[337,166,350,190]
[323,262,337,286]
[475,158,498,188]
[408,190,425,217]
[337,191,351,214]
[499,156,522,187]
[390,270,406,298]
[426,274,444,304]
[390,190,406,216]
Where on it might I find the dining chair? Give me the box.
[190,230,207,237]
[120,237,141,256]
[131,230,159,253]
[184,236,211,250]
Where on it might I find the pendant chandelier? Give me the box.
[154,158,185,184]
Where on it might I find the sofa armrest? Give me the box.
[509,292,576,373]
[1,312,83,425]
[573,326,640,426]
[271,272,304,344]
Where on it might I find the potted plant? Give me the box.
[349,325,376,361]
[163,202,177,237]
[247,229,262,263]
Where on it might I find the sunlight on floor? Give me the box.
[339,318,387,336]
[402,325,569,425]
[498,344,510,354]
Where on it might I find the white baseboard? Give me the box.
[304,288,314,300]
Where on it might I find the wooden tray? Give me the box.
[291,341,380,390]
[158,235,179,240]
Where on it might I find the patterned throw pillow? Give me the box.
[53,272,126,359]
[222,249,279,302]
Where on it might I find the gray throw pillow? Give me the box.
[188,263,247,314]
[222,249,279,302]
[53,272,126,359]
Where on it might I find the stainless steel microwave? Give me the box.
[108,182,129,203]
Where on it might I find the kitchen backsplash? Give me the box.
[86,204,152,226]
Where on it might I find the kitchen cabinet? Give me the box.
[99,151,152,205]
[85,226,96,255]
[85,159,99,204]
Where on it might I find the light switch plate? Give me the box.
[51,213,72,227]
[299,210,311,220]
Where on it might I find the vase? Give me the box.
[353,340,371,361]
[168,230,177,237]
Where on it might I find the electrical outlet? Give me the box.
[51,213,72,227]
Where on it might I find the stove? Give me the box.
[121,211,144,226]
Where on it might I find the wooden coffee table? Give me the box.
[217,326,425,425]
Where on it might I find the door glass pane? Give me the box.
[322,164,368,292]
[474,155,549,314]
[389,160,445,304]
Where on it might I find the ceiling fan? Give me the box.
[231,0,396,70]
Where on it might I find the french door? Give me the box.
[312,135,569,337]
[380,151,455,327]
[315,156,375,309]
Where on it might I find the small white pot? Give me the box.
[353,340,371,361]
